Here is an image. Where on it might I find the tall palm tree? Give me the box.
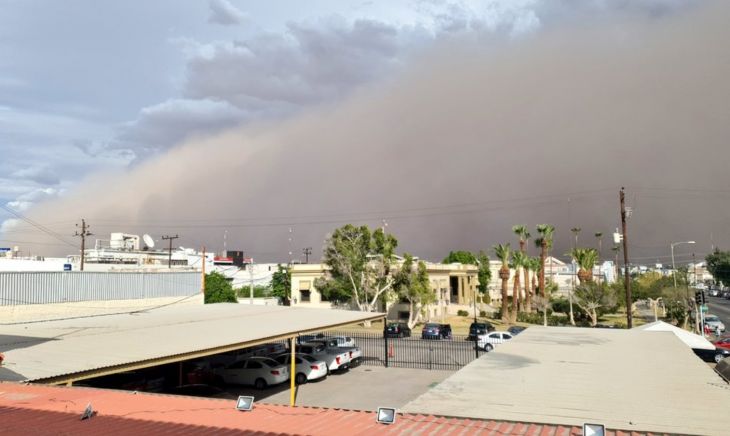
[513,225,530,313]
[570,248,599,284]
[493,243,511,322]
[570,227,581,248]
[535,224,555,297]
[510,251,527,322]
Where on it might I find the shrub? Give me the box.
[204,272,237,304]
[457,310,469,317]
[479,310,488,317]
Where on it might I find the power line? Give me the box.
[0,205,76,247]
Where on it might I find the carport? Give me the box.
[0,303,384,405]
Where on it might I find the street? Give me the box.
[707,295,730,332]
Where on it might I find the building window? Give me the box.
[398,311,409,320]
[300,290,311,302]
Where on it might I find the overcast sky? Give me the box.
[4,0,726,265]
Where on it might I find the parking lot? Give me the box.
[219,365,454,410]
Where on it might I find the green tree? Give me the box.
[477,250,491,302]
[394,254,434,328]
[706,249,730,286]
[574,282,616,326]
[271,264,291,305]
[513,225,531,315]
[535,224,555,297]
[319,224,398,312]
[493,243,511,322]
[204,271,237,304]
[442,250,477,264]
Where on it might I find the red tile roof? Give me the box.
[0,383,661,435]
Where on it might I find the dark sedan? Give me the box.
[421,323,452,340]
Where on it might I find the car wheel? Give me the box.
[254,378,267,390]
[715,353,725,364]
[486,344,494,352]
[295,373,307,385]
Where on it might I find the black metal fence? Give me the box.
[323,331,480,371]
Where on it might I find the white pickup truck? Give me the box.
[297,342,351,373]
[311,337,363,367]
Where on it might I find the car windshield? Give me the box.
[706,316,719,322]
[259,358,279,367]
[425,324,439,328]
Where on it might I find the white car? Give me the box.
[705,314,726,332]
[309,338,362,366]
[298,343,350,372]
[331,336,356,347]
[271,353,328,384]
[205,342,287,367]
[477,331,514,351]
[213,357,289,389]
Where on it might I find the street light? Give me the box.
[671,241,696,288]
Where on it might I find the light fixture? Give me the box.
[583,423,605,436]
[80,402,95,420]
[376,407,396,425]
[236,395,255,411]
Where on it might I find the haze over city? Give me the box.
[1,0,729,263]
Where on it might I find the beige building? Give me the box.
[290,261,480,321]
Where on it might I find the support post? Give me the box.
[383,319,389,368]
[290,337,296,406]
[620,188,633,328]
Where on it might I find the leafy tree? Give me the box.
[574,282,616,326]
[661,286,691,328]
[319,224,398,313]
[442,250,477,264]
[706,249,730,286]
[393,254,434,328]
[204,271,237,304]
[271,264,291,305]
[476,250,491,299]
[535,224,555,297]
[493,243,511,322]
[236,285,270,298]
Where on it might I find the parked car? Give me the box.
[476,331,513,351]
[709,288,720,297]
[507,326,527,336]
[271,353,328,385]
[297,343,350,373]
[205,342,287,367]
[306,338,362,366]
[467,322,495,341]
[213,357,289,389]
[330,335,356,348]
[712,337,730,350]
[421,323,453,340]
[385,322,411,338]
[705,315,726,332]
[693,347,730,364]
[297,333,325,344]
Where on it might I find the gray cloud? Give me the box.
[11,166,60,186]
[208,0,247,26]
[12,1,729,266]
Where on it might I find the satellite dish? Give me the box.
[143,234,155,249]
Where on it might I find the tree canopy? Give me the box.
[204,271,237,304]
[318,224,398,312]
[271,264,291,304]
[394,253,434,328]
[442,250,477,265]
[706,249,730,285]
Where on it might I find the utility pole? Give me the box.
[74,219,92,271]
[161,235,179,268]
[620,188,633,328]
[249,258,254,305]
[302,247,312,264]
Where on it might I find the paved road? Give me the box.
[707,295,730,331]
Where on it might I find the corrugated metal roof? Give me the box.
[0,303,383,384]
[403,326,730,435]
[0,383,663,435]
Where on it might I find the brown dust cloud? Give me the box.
[9,1,730,265]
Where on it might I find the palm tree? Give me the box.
[510,251,527,322]
[513,225,530,312]
[570,248,599,284]
[570,227,581,248]
[493,243,511,322]
[524,256,540,311]
[535,224,555,297]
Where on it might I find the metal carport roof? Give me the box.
[0,303,383,385]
